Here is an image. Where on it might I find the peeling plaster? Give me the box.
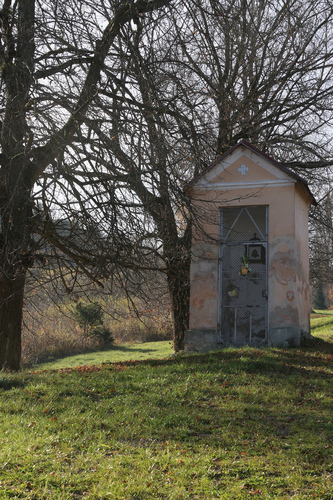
[191,274,217,308]
[270,304,299,327]
[270,250,296,285]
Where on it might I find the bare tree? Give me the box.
[0,0,172,370]
[309,188,333,285]
[164,0,333,306]
[167,0,333,163]
[89,0,333,352]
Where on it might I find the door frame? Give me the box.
[218,205,269,344]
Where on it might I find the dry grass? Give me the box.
[22,296,173,366]
[22,309,97,366]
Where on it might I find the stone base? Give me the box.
[268,327,303,347]
[185,327,311,352]
[184,329,219,352]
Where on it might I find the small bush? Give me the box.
[72,301,104,334]
[90,324,114,346]
[72,301,114,346]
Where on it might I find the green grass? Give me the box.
[35,340,174,371]
[1,316,333,499]
[310,309,333,342]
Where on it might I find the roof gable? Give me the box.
[207,152,290,185]
[187,140,316,205]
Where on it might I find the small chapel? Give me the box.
[185,140,316,352]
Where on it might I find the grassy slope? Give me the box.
[35,341,174,371]
[0,314,333,499]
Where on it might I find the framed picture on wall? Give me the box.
[246,244,265,264]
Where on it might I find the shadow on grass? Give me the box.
[94,342,333,384]
[111,344,165,353]
[0,378,26,390]
[24,342,170,369]
[311,318,333,331]
[27,336,333,382]
[302,335,333,353]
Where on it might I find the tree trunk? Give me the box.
[168,272,190,352]
[0,272,26,371]
[0,185,33,371]
[0,0,34,370]
[165,241,191,352]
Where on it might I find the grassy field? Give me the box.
[0,313,333,499]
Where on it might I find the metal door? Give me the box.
[218,206,268,345]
